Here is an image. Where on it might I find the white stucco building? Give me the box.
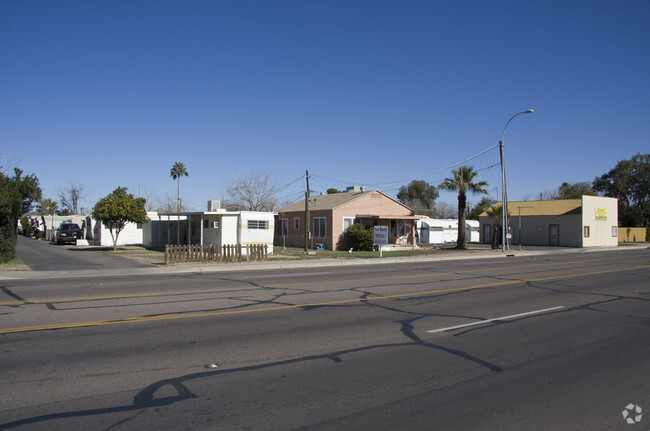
[416,218,480,244]
[147,201,275,254]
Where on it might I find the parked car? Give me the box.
[56,222,83,245]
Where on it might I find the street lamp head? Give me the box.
[523,109,534,114]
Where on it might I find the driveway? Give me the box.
[16,235,151,271]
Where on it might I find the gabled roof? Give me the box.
[480,199,582,217]
[278,190,411,213]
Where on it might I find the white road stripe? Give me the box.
[427,306,565,333]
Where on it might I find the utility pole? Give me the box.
[304,170,310,252]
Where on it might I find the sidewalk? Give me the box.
[1,244,643,281]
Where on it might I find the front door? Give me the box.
[419,223,429,243]
[549,224,560,246]
[483,224,491,244]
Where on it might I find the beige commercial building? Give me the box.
[479,195,618,248]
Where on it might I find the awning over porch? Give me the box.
[355,214,419,246]
[355,214,421,220]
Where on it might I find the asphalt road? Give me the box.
[15,235,150,271]
[1,247,649,430]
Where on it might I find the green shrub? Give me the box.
[346,223,374,251]
[0,226,16,263]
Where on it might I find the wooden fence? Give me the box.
[618,227,647,243]
[164,244,269,265]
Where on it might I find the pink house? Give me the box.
[275,188,418,250]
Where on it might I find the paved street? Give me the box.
[1,246,649,430]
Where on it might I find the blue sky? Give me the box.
[2,1,649,212]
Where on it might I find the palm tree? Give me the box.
[486,204,504,249]
[439,165,489,249]
[169,162,189,212]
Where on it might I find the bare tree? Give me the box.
[223,171,278,211]
[131,181,160,211]
[152,192,188,213]
[57,183,85,215]
[401,198,436,217]
[432,202,456,218]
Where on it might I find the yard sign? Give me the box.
[374,225,388,257]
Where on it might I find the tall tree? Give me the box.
[36,198,58,215]
[552,181,596,199]
[593,153,650,227]
[468,197,495,220]
[170,162,189,212]
[397,180,439,215]
[14,168,42,215]
[92,187,149,251]
[439,166,489,249]
[0,169,42,261]
[223,171,278,211]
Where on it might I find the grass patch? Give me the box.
[271,246,476,260]
[104,245,166,264]
[0,257,30,271]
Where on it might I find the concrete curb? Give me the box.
[2,244,645,281]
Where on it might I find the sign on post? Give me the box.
[374,225,388,257]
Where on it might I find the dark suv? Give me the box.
[56,223,83,245]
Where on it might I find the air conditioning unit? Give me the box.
[208,200,221,211]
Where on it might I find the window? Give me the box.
[247,220,269,229]
[342,217,358,237]
[276,218,288,236]
[612,226,618,237]
[313,217,327,238]
[203,219,219,229]
[294,217,300,231]
[390,220,408,237]
[583,226,590,238]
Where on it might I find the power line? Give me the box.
[311,144,499,191]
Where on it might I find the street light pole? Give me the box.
[499,109,534,252]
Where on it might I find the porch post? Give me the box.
[187,215,191,247]
[411,220,416,245]
[167,215,170,247]
[200,214,204,246]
